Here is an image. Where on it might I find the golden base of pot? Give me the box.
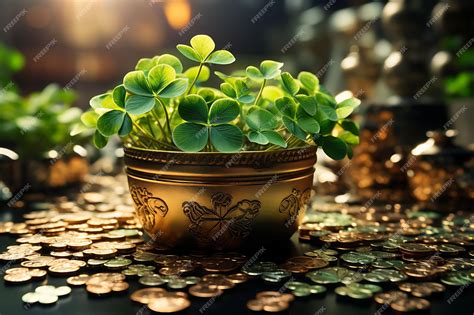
[124,146,317,250]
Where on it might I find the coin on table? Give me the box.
[184,276,201,285]
[29,269,47,279]
[167,277,188,289]
[55,286,72,297]
[374,290,408,305]
[202,274,235,290]
[35,285,57,294]
[67,274,90,286]
[147,296,190,313]
[22,292,40,304]
[226,273,248,284]
[38,293,59,305]
[130,288,167,304]
[4,273,31,283]
[86,283,112,295]
[188,283,223,298]
[111,281,129,292]
[390,297,430,312]
[139,274,165,287]
[247,299,264,311]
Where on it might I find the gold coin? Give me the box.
[67,274,90,286]
[226,273,249,284]
[263,300,289,312]
[374,290,408,305]
[188,283,223,298]
[86,283,112,295]
[148,296,190,313]
[247,299,264,311]
[4,273,31,283]
[391,297,430,312]
[130,288,167,304]
[111,281,129,292]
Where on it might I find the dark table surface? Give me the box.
[1,207,474,315]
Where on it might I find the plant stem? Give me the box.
[146,116,156,138]
[186,62,204,95]
[254,79,266,106]
[155,97,172,140]
[132,121,176,150]
[151,108,168,141]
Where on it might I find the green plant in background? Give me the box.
[0,43,24,91]
[82,34,360,160]
[0,84,89,158]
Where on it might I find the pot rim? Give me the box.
[123,144,317,155]
[124,144,317,168]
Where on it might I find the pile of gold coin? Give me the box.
[1,175,473,313]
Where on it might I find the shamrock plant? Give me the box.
[81,34,360,160]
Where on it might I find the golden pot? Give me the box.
[124,146,317,250]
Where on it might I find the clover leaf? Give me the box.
[281,72,299,96]
[298,71,319,95]
[246,108,286,147]
[220,79,255,104]
[246,60,284,81]
[275,95,319,141]
[177,35,235,65]
[173,95,242,152]
[135,54,183,74]
[335,97,361,119]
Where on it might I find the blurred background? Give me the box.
[0,0,473,208]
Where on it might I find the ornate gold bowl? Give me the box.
[124,146,317,250]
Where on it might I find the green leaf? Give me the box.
[89,93,110,109]
[238,94,255,104]
[260,60,284,79]
[262,130,287,148]
[178,95,208,123]
[262,86,284,102]
[220,83,236,98]
[296,95,317,116]
[172,122,208,152]
[347,146,353,159]
[210,124,243,152]
[339,131,359,145]
[322,136,347,160]
[157,54,183,73]
[336,97,361,119]
[319,102,338,121]
[190,35,215,60]
[125,95,156,115]
[246,66,263,80]
[183,65,210,83]
[176,44,201,62]
[112,85,126,108]
[135,57,157,73]
[298,71,319,94]
[118,113,132,137]
[158,79,188,98]
[248,130,269,145]
[275,97,296,117]
[123,71,152,96]
[148,64,176,93]
[94,130,108,148]
[319,119,336,134]
[282,116,306,140]
[206,50,235,65]
[341,120,359,136]
[81,111,99,128]
[209,98,240,124]
[197,88,216,103]
[245,108,277,131]
[297,113,320,133]
[97,110,125,136]
[281,72,299,95]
